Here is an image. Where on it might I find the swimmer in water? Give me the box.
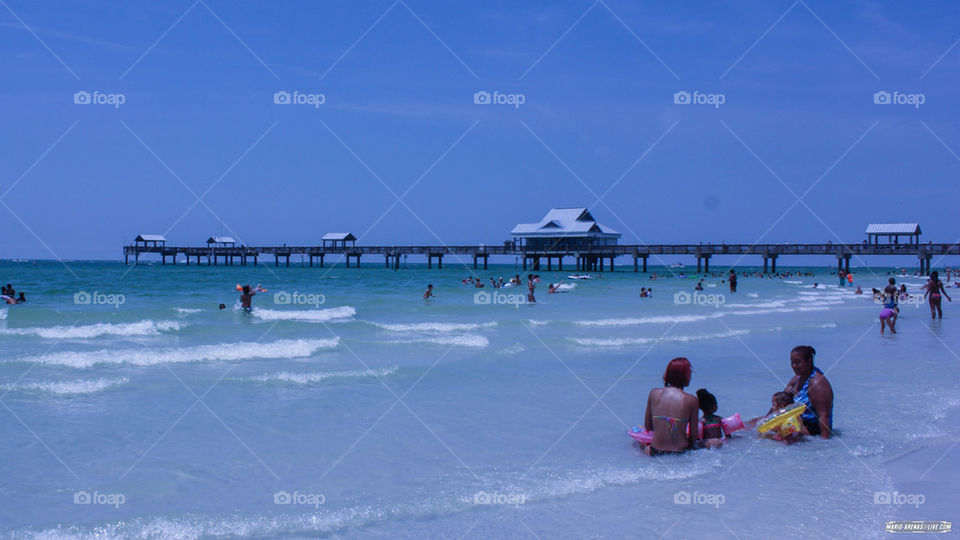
[423,284,435,299]
[240,284,260,312]
[923,271,952,319]
[219,303,226,310]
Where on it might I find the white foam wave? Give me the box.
[572,329,750,347]
[249,366,399,384]
[728,306,830,316]
[0,320,182,339]
[373,321,496,333]
[723,301,786,309]
[0,309,6,320]
[3,377,129,395]
[252,306,356,322]
[577,314,714,326]
[21,338,339,368]
[747,293,759,298]
[784,280,803,284]
[392,335,489,348]
[527,320,550,327]
[174,308,202,314]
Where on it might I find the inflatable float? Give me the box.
[756,403,805,439]
[628,413,745,444]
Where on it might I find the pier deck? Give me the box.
[123,242,960,274]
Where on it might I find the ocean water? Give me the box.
[1,260,958,539]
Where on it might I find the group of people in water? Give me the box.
[875,272,952,333]
[640,346,833,455]
[459,274,550,303]
[1,283,26,304]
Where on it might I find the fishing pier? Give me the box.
[124,215,955,274]
[123,239,959,274]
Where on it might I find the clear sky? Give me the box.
[1,0,958,260]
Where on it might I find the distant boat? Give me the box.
[669,263,685,269]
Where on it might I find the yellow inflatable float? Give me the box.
[757,402,805,439]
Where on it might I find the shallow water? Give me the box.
[0,261,957,538]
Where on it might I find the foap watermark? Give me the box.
[673,90,725,108]
[674,490,725,508]
[874,295,924,309]
[473,490,527,506]
[873,90,924,108]
[73,90,125,108]
[274,490,325,508]
[274,90,325,108]
[74,490,125,508]
[473,90,525,108]
[674,290,725,308]
[74,291,125,308]
[273,291,325,308]
[874,491,925,508]
[474,290,526,307]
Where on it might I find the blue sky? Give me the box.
[1,0,958,260]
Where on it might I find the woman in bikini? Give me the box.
[923,271,951,320]
[642,357,700,455]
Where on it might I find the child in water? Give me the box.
[753,391,805,443]
[696,388,726,448]
[240,284,262,312]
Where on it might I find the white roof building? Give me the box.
[511,208,620,248]
[322,232,357,248]
[206,236,237,246]
[134,234,166,245]
[866,223,921,244]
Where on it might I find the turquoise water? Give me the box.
[1,260,958,538]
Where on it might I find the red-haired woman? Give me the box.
[643,357,700,455]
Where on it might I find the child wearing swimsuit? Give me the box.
[696,388,726,448]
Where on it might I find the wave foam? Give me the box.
[3,377,129,395]
[0,309,6,320]
[572,329,750,347]
[21,338,339,368]
[723,301,786,309]
[392,335,489,348]
[0,320,182,339]
[174,308,202,314]
[577,314,714,326]
[373,321,496,333]
[252,306,356,322]
[249,366,399,384]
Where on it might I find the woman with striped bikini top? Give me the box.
[643,357,700,455]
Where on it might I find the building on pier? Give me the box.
[866,223,921,245]
[322,232,357,249]
[206,236,237,247]
[134,234,166,248]
[510,208,620,250]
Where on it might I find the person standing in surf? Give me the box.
[923,271,951,319]
[784,345,833,438]
[728,270,737,293]
[527,273,536,304]
[240,285,258,312]
[423,284,435,300]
